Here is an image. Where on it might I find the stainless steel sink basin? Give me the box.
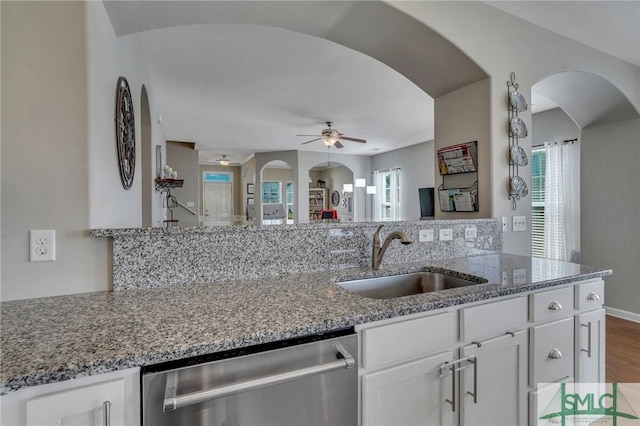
[336,272,486,299]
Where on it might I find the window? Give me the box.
[262,181,281,204]
[286,181,294,220]
[372,168,401,221]
[531,148,545,257]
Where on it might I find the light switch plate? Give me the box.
[439,228,453,241]
[513,268,527,284]
[513,216,526,232]
[419,229,434,242]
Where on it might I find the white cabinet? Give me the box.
[358,278,606,426]
[358,296,529,426]
[459,331,528,426]
[1,368,140,426]
[362,351,455,426]
[575,308,606,383]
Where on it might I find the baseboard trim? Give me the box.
[605,306,640,323]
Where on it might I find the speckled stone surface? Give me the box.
[1,253,610,395]
[92,219,502,290]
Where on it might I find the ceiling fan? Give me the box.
[297,121,366,149]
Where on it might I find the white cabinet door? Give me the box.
[575,308,606,384]
[26,378,125,426]
[2,368,139,426]
[459,330,528,426]
[362,351,455,426]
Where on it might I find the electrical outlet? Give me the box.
[465,227,477,240]
[513,216,526,232]
[501,217,509,232]
[186,201,195,207]
[30,230,56,262]
[502,271,508,285]
[439,228,453,241]
[419,229,434,242]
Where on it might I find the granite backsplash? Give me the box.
[92,219,502,290]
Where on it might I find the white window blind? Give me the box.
[531,149,545,257]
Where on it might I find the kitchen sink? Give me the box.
[336,271,487,299]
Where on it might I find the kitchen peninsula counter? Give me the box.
[0,253,610,395]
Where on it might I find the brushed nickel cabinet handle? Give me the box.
[587,292,601,301]
[581,322,592,358]
[548,348,563,359]
[548,301,563,311]
[466,357,478,404]
[103,401,111,426]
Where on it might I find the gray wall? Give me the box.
[166,142,199,224]
[581,118,640,316]
[1,2,109,299]
[371,141,435,221]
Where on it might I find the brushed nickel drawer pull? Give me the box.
[548,348,563,359]
[586,292,601,301]
[581,322,592,358]
[548,301,563,311]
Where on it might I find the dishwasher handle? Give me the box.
[163,341,355,412]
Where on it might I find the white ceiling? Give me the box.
[485,1,640,68]
[137,24,435,163]
[103,1,639,165]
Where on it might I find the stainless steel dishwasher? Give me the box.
[142,329,358,426]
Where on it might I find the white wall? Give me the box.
[87,1,165,228]
[371,141,435,221]
[581,118,640,315]
[390,1,640,257]
[1,1,166,300]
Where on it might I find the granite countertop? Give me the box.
[0,253,611,395]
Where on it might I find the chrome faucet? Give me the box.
[372,225,412,270]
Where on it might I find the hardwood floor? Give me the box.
[606,315,640,383]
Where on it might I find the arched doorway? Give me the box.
[140,85,152,227]
[260,160,294,225]
[308,161,354,222]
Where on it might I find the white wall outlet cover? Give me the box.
[186,201,195,207]
[30,229,56,262]
[464,227,477,239]
[439,228,453,241]
[419,229,434,242]
[501,217,509,232]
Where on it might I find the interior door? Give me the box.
[203,182,233,225]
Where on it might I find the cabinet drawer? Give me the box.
[575,280,604,311]
[529,377,573,426]
[460,296,527,342]
[530,317,574,386]
[529,287,574,322]
[361,311,456,370]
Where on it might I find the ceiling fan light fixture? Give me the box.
[322,129,340,146]
[217,155,230,166]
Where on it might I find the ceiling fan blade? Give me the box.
[296,134,322,137]
[339,135,367,143]
[334,141,344,149]
[301,138,322,145]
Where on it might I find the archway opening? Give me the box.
[140,85,152,227]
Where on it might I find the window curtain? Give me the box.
[371,168,401,221]
[388,168,401,221]
[372,170,384,221]
[543,142,578,261]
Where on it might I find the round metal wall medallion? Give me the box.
[331,190,340,207]
[115,76,135,190]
